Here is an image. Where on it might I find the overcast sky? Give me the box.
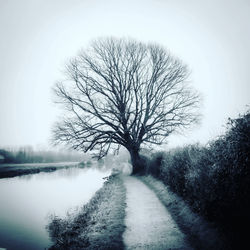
[0,0,249,150]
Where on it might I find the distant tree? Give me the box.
[52,38,200,174]
[0,149,15,163]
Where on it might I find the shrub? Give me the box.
[152,110,250,247]
[146,151,165,177]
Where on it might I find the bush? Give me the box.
[149,110,250,247]
[145,151,165,177]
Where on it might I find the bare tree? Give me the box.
[52,38,200,174]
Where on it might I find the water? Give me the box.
[0,165,109,249]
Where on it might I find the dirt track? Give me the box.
[122,175,192,250]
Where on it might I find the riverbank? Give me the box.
[47,174,126,249]
[0,162,80,178]
[47,173,228,249]
[46,173,230,249]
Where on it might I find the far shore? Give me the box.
[0,162,80,179]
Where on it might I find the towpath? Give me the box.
[122,175,192,250]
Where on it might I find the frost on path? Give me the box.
[122,176,192,250]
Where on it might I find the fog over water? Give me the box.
[0,0,249,149]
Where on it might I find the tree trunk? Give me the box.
[129,148,143,175]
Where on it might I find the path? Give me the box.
[122,175,192,250]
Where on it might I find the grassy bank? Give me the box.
[140,175,228,250]
[144,110,250,248]
[47,174,126,249]
[0,162,80,179]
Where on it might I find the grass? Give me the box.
[139,175,229,250]
[47,174,126,250]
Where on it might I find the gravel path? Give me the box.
[122,175,192,250]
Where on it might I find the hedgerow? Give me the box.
[146,110,250,248]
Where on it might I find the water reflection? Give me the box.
[0,166,109,250]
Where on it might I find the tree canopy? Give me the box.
[53,38,200,173]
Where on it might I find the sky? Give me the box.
[0,0,249,150]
